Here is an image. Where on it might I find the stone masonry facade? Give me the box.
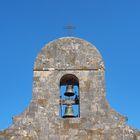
[0,37,140,140]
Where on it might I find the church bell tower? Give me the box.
[0,37,140,140]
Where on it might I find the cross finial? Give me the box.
[64,24,76,36]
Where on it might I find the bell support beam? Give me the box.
[60,99,79,105]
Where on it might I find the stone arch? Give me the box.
[60,74,79,86]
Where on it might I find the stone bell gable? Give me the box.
[0,37,140,140]
[34,37,104,71]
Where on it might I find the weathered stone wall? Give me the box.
[34,37,104,71]
[0,37,140,140]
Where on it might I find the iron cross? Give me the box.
[64,24,76,36]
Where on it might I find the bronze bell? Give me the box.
[64,85,75,96]
[63,104,75,118]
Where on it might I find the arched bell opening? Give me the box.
[59,74,80,118]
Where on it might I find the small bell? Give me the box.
[63,104,75,118]
[64,85,75,96]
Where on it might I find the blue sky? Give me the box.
[0,0,140,130]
